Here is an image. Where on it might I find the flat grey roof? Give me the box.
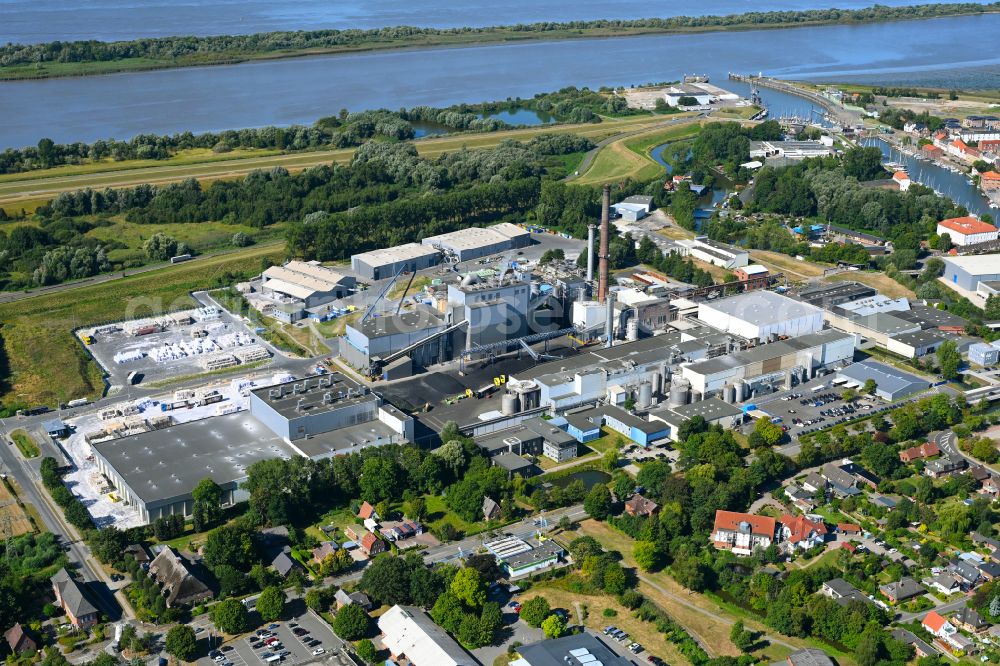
[655,397,742,424]
[352,243,440,266]
[848,312,920,336]
[93,413,298,504]
[836,360,929,397]
[517,632,633,666]
[493,452,536,472]
[354,305,446,340]
[685,329,852,377]
[888,329,949,347]
[798,282,876,308]
[894,304,968,329]
[251,372,374,419]
[288,420,402,458]
[700,290,821,327]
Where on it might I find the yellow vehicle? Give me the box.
[82,335,95,345]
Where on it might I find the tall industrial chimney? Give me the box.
[598,185,610,303]
[587,224,596,283]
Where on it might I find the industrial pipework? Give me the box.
[587,224,596,283]
[598,184,610,303]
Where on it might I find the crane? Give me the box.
[360,264,406,324]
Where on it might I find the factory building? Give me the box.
[351,243,441,280]
[611,195,654,222]
[449,276,531,348]
[835,361,930,401]
[749,140,835,160]
[676,237,749,269]
[344,305,454,371]
[93,374,413,524]
[260,261,356,308]
[697,291,825,341]
[798,283,877,310]
[649,398,743,441]
[970,341,1000,366]
[422,223,531,261]
[681,329,856,399]
[942,254,1000,293]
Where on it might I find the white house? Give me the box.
[936,216,999,246]
[892,171,911,192]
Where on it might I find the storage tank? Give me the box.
[734,379,747,402]
[668,376,691,408]
[784,371,794,391]
[501,393,520,416]
[723,384,737,404]
[626,318,639,342]
[508,379,540,411]
[637,382,653,409]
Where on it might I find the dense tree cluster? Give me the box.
[40,457,93,530]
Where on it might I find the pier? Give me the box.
[728,73,862,128]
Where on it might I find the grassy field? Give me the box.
[0,479,35,538]
[574,122,700,186]
[10,429,40,458]
[0,244,284,408]
[0,116,672,212]
[825,271,915,299]
[86,219,279,263]
[749,250,830,280]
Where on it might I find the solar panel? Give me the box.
[569,649,591,657]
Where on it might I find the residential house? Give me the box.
[970,466,991,485]
[820,463,861,498]
[936,216,998,246]
[124,543,151,565]
[148,547,214,607]
[712,510,776,556]
[312,541,341,564]
[925,455,966,478]
[979,561,1000,581]
[892,171,911,191]
[879,577,925,604]
[926,573,962,595]
[840,542,857,554]
[800,473,826,494]
[334,589,373,610]
[890,629,938,658]
[624,494,659,518]
[382,520,423,542]
[784,485,817,512]
[779,514,828,550]
[899,442,941,463]
[983,476,1000,497]
[358,501,380,521]
[360,532,386,557]
[50,568,99,629]
[972,531,1000,553]
[950,560,982,589]
[821,578,871,606]
[923,610,976,654]
[4,624,36,654]
[482,497,501,521]
[870,495,897,511]
[953,607,989,634]
[271,546,303,578]
[377,605,476,666]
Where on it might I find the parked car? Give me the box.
[221,646,234,653]
[313,648,326,656]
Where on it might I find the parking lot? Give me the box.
[197,602,344,666]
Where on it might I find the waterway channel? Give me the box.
[2,14,1000,148]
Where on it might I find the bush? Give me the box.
[333,603,370,641]
[602,608,618,618]
[520,596,552,628]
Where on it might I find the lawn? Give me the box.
[85,219,277,262]
[0,243,284,408]
[573,123,700,186]
[10,429,40,458]
[519,580,690,666]
[749,250,829,280]
[424,494,485,537]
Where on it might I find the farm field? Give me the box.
[749,250,830,280]
[825,270,916,299]
[0,480,36,539]
[0,115,673,213]
[0,244,284,409]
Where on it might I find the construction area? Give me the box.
[78,301,274,388]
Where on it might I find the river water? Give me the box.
[2,14,1000,149]
[0,0,985,44]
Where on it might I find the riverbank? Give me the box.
[3,2,998,81]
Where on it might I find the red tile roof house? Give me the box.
[981,171,1000,192]
[360,532,387,557]
[899,442,941,463]
[837,523,862,536]
[779,514,828,551]
[936,216,999,246]
[357,501,380,521]
[624,494,660,517]
[712,510,776,556]
[923,610,976,654]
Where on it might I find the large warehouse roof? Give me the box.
[93,413,297,504]
[377,606,475,666]
[352,243,440,267]
[684,329,852,376]
[701,290,822,326]
[836,360,929,398]
[942,254,1000,276]
[263,261,351,296]
[252,373,373,419]
[423,224,527,252]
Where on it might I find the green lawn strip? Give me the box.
[10,429,40,458]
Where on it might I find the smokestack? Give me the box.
[598,185,610,303]
[587,224,596,283]
[604,292,615,348]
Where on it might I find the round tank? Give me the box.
[626,319,639,342]
[461,273,479,287]
[668,376,691,408]
[784,371,794,390]
[734,379,746,402]
[501,393,520,416]
[723,384,736,404]
[638,382,653,409]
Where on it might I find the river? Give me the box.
[2,14,1000,149]
[0,0,987,44]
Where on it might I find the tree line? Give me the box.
[2,3,993,70]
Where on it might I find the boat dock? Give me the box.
[728,73,862,128]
